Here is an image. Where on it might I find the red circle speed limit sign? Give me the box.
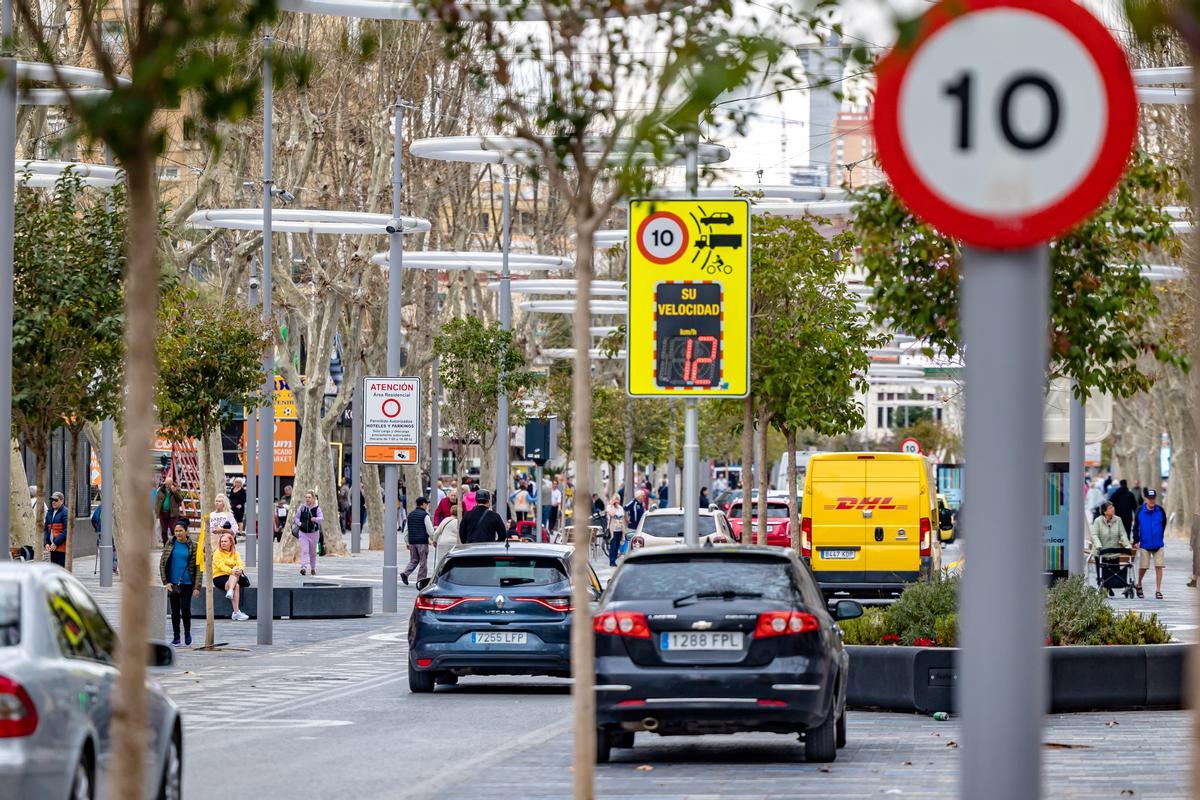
[900,437,923,456]
[874,0,1136,249]
[636,211,689,264]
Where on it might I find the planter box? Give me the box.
[846,644,1187,713]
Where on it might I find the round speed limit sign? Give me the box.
[636,211,689,264]
[874,0,1135,249]
[900,437,923,456]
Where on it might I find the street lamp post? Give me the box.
[382,96,406,614]
[257,26,276,644]
[495,168,512,518]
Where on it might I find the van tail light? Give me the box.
[414,595,487,611]
[0,675,38,738]
[801,517,812,558]
[754,611,819,638]
[515,596,573,612]
[919,517,932,557]
[628,536,645,552]
[593,611,651,639]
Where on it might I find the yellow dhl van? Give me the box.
[800,452,937,597]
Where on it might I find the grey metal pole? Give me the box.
[1068,382,1085,576]
[682,131,700,547]
[495,168,512,520]
[534,463,543,537]
[383,96,405,614]
[257,28,275,644]
[99,419,114,584]
[350,363,361,554]
[959,246,1048,800]
[0,0,15,559]
[430,353,440,494]
[245,259,259,568]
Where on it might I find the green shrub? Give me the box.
[841,606,889,645]
[886,575,959,645]
[1046,575,1114,645]
[932,613,957,647]
[1104,611,1171,645]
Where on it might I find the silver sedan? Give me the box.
[0,563,182,800]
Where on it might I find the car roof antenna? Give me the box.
[703,538,714,548]
[504,537,511,551]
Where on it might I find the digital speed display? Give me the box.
[654,282,723,388]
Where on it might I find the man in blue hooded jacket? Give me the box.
[1133,489,1168,599]
[43,491,68,567]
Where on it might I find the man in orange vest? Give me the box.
[43,491,68,567]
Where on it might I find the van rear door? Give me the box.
[862,458,921,580]
[809,458,866,582]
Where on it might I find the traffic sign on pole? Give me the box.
[873,0,1136,249]
[626,198,750,397]
[899,437,922,456]
[362,376,421,465]
[873,3,1136,799]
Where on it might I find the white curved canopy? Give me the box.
[370,251,569,272]
[277,0,673,18]
[539,347,627,360]
[1132,66,1189,85]
[188,208,430,235]
[16,62,129,106]
[409,135,729,167]
[487,279,625,296]
[17,160,123,189]
[520,300,627,315]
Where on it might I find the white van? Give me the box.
[773,450,825,494]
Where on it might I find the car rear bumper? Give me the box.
[0,750,68,800]
[410,640,571,676]
[595,656,837,734]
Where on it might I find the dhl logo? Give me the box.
[824,497,909,511]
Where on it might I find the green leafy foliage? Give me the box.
[155,288,268,441]
[852,152,1189,399]
[752,216,887,438]
[434,316,541,455]
[12,171,127,445]
[841,574,1170,647]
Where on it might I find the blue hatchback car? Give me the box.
[407,542,601,692]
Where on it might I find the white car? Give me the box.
[626,508,736,552]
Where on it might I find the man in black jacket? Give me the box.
[1110,480,1138,539]
[401,497,434,585]
[459,490,507,544]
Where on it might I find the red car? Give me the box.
[728,499,793,547]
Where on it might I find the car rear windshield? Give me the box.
[0,581,18,646]
[730,503,789,519]
[441,556,568,587]
[640,515,717,537]
[609,556,800,602]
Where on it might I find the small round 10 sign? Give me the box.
[874,0,1136,249]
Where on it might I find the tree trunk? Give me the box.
[365,463,386,550]
[1188,57,1200,791]
[84,422,130,568]
[111,151,159,800]
[8,439,35,550]
[756,401,770,546]
[31,442,45,560]
[786,429,800,552]
[741,397,753,544]
[569,222,596,800]
[198,428,220,649]
[64,427,78,571]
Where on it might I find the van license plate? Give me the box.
[821,549,857,560]
[661,631,744,650]
[472,631,528,645]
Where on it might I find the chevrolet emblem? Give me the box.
[691,620,714,630]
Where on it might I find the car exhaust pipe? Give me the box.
[641,717,659,731]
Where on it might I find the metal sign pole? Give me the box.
[1068,382,1085,575]
[245,259,259,568]
[430,353,440,495]
[257,27,275,645]
[383,97,405,614]
[99,419,114,584]
[682,133,700,547]
[0,0,15,559]
[960,246,1048,800]
[495,168,512,519]
[350,364,361,554]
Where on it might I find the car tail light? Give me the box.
[920,517,932,557]
[0,676,38,738]
[628,536,645,552]
[593,611,651,639]
[416,658,433,668]
[756,699,787,707]
[617,699,646,707]
[754,611,819,638]
[414,595,487,611]
[515,596,573,612]
[801,517,812,557]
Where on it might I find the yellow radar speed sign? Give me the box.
[626,198,750,397]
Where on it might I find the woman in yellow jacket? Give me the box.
[212,531,251,621]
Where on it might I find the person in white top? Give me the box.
[205,494,239,570]
[550,481,563,532]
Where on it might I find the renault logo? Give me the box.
[691,620,713,630]
[495,595,506,607]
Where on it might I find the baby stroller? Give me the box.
[1095,547,1135,598]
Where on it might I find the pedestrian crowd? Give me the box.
[1085,474,1170,600]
